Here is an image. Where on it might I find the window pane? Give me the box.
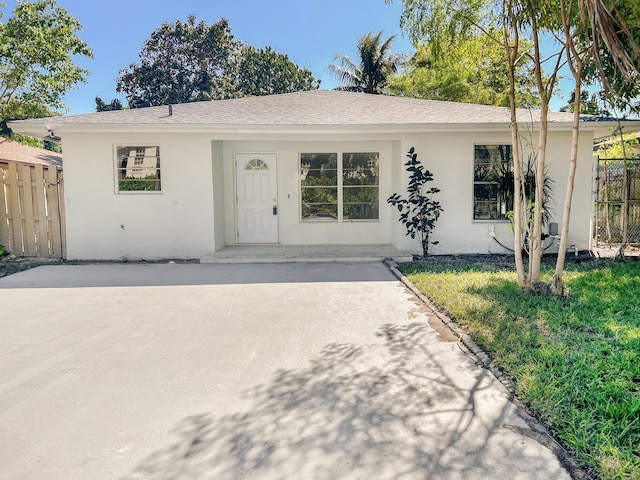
[344,185,379,220]
[474,201,498,220]
[344,203,379,220]
[301,203,338,220]
[300,153,337,186]
[117,146,161,192]
[473,144,512,220]
[474,183,498,201]
[343,153,379,220]
[301,171,337,187]
[301,187,338,204]
[343,152,379,186]
[343,186,379,203]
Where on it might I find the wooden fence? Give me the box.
[0,160,65,258]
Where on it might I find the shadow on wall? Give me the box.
[123,322,567,480]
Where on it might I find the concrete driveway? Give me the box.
[0,262,570,480]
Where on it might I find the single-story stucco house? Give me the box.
[9,90,640,261]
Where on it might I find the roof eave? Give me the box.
[10,118,640,139]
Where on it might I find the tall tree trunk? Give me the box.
[530,98,548,284]
[553,0,586,295]
[552,68,582,296]
[529,24,554,286]
[503,14,529,289]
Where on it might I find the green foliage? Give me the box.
[117,15,319,108]
[0,244,6,256]
[506,155,555,248]
[0,0,92,117]
[560,89,609,115]
[581,0,640,115]
[95,96,123,112]
[1,132,61,153]
[388,0,494,51]
[388,147,443,257]
[389,35,539,107]
[329,31,406,94]
[401,258,640,479]
[1,100,62,152]
[237,45,319,96]
[597,133,640,159]
[118,176,160,192]
[117,16,238,107]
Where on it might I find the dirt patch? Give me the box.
[428,316,459,342]
[0,255,63,278]
[0,255,200,279]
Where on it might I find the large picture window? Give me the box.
[300,152,379,222]
[116,146,161,192]
[473,144,513,220]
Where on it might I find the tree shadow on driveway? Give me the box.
[123,322,569,480]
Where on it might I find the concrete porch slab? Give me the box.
[200,244,414,264]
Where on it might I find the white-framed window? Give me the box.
[115,146,161,193]
[300,151,379,222]
[473,144,513,220]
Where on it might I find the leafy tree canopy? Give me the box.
[596,131,640,159]
[236,45,319,97]
[95,96,124,112]
[117,16,237,108]
[388,34,539,107]
[0,0,92,118]
[580,0,640,115]
[117,15,320,108]
[560,89,608,115]
[329,31,406,94]
[0,99,62,152]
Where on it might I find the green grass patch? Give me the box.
[400,258,640,480]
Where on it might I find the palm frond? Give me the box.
[329,30,405,94]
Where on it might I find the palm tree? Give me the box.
[329,31,406,94]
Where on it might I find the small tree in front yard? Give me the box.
[388,147,443,257]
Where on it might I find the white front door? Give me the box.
[236,153,278,244]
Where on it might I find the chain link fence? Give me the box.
[594,158,640,246]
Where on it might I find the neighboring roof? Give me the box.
[0,138,62,167]
[8,90,640,138]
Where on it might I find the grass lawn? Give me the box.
[399,257,640,480]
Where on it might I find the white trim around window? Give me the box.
[300,151,380,222]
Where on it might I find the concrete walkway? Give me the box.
[200,244,413,264]
[0,263,571,480]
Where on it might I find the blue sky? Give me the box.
[3,0,570,115]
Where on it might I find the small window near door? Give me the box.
[116,146,161,193]
[245,158,268,170]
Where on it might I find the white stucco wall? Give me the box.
[59,126,596,260]
[62,132,216,260]
[220,138,394,246]
[390,130,596,255]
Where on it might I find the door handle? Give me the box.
[273,205,277,215]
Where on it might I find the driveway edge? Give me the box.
[383,260,594,480]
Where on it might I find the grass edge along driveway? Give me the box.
[399,258,640,480]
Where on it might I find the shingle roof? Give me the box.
[11,90,578,128]
[0,138,62,166]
